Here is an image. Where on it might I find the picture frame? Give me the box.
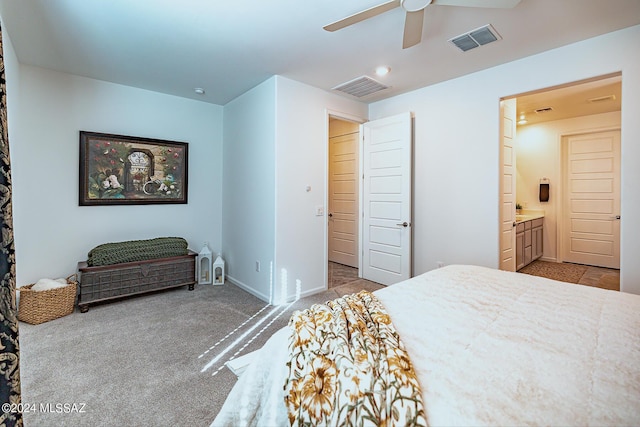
[79,131,188,206]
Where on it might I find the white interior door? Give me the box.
[328,119,359,267]
[562,130,621,268]
[500,99,517,271]
[361,112,412,285]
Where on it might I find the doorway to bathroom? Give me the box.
[499,73,621,289]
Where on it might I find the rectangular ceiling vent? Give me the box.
[535,106,554,114]
[332,76,389,98]
[449,24,502,52]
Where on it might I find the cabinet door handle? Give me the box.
[611,215,621,220]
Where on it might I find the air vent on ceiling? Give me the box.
[534,107,554,114]
[449,24,502,52]
[587,94,616,103]
[332,76,389,98]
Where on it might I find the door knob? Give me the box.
[396,222,409,227]
[328,213,333,218]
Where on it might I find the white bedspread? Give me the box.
[213,265,640,426]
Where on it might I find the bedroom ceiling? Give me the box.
[0,0,639,106]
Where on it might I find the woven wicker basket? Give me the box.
[18,276,77,325]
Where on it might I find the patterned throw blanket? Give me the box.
[284,291,427,426]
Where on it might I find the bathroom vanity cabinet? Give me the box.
[516,217,544,271]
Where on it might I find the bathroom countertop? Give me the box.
[515,212,545,224]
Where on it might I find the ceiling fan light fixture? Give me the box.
[401,0,433,13]
[324,1,515,49]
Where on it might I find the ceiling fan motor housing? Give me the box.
[401,0,433,12]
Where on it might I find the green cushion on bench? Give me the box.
[87,237,188,266]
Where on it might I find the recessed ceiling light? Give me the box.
[517,113,528,125]
[194,88,205,95]
[375,66,390,76]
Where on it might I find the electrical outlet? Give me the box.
[255,261,261,272]
[437,261,445,268]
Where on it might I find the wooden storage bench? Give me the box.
[77,251,196,312]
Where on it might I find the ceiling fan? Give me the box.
[323,0,521,49]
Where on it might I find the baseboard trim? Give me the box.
[226,276,327,306]
[284,285,326,303]
[226,275,270,303]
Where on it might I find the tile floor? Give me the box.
[328,262,373,288]
[577,265,620,291]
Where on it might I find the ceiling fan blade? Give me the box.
[402,9,424,49]
[324,0,401,32]
[432,0,521,7]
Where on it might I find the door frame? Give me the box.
[556,126,621,266]
[324,109,367,289]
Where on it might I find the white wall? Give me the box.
[274,76,367,303]
[369,25,640,294]
[516,111,621,263]
[222,76,367,304]
[222,77,277,302]
[13,65,223,285]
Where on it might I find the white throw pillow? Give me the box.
[32,278,68,291]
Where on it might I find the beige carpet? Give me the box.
[519,260,588,284]
[18,278,384,426]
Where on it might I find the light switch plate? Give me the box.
[316,206,324,216]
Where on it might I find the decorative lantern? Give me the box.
[197,242,212,285]
[213,253,225,285]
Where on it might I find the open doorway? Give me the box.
[327,116,361,288]
[499,73,621,290]
[326,112,413,289]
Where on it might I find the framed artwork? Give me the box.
[79,131,188,206]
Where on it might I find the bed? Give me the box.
[212,264,640,426]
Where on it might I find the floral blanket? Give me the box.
[284,291,427,426]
